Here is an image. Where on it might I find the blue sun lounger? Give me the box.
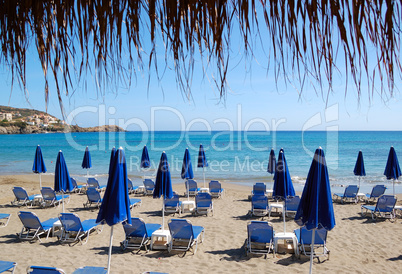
[26,266,66,274]
[120,217,161,251]
[72,266,107,274]
[252,183,266,196]
[40,187,69,208]
[164,193,182,216]
[250,195,269,217]
[209,180,224,198]
[246,221,275,257]
[361,194,397,220]
[87,178,106,192]
[0,260,16,274]
[285,196,300,217]
[11,187,38,207]
[365,185,387,203]
[194,193,213,216]
[130,198,142,209]
[71,177,86,193]
[58,213,102,245]
[333,185,359,203]
[0,213,11,228]
[83,188,103,208]
[18,211,58,242]
[185,179,199,197]
[294,226,329,262]
[143,179,155,195]
[127,179,140,194]
[168,219,205,254]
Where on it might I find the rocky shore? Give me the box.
[0,124,125,134]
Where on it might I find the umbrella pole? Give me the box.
[187,180,190,201]
[39,174,42,189]
[309,228,316,274]
[162,198,165,231]
[107,226,113,274]
[358,176,360,189]
[87,170,89,177]
[62,192,65,213]
[393,179,395,196]
[203,168,206,188]
[283,201,286,233]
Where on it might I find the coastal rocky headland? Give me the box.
[0,124,125,134]
[0,105,125,134]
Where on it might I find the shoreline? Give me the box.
[3,173,402,195]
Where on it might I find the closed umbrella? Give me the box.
[384,146,401,196]
[272,149,295,232]
[295,147,336,274]
[108,147,116,176]
[141,145,150,178]
[267,148,276,176]
[182,148,194,200]
[82,146,92,177]
[96,147,131,274]
[54,150,73,213]
[154,151,174,230]
[197,144,208,187]
[33,145,47,188]
[353,150,366,189]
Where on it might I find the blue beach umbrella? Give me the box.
[295,147,335,274]
[273,149,295,232]
[182,148,194,180]
[353,151,366,189]
[267,148,276,175]
[197,144,208,187]
[96,147,131,274]
[108,147,116,176]
[154,151,174,230]
[141,145,150,179]
[141,145,150,168]
[273,149,295,199]
[81,146,92,177]
[384,146,401,195]
[54,150,73,213]
[33,145,47,188]
[182,148,194,199]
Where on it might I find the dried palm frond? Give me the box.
[0,0,400,114]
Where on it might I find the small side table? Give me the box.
[150,229,171,250]
[266,190,273,197]
[33,194,43,206]
[198,188,210,193]
[274,232,298,255]
[181,200,196,213]
[394,205,402,217]
[137,186,145,194]
[268,203,284,219]
[356,193,366,202]
[52,220,62,237]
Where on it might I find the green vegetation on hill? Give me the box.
[0,105,58,121]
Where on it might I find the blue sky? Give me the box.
[1,35,401,131]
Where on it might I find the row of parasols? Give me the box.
[267,146,401,196]
[31,144,207,274]
[32,144,209,187]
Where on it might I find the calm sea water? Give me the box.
[1,131,402,193]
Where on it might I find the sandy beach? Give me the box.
[1,174,402,273]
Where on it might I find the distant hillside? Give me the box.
[0,105,58,120]
[0,105,125,134]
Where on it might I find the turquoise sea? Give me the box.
[1,131,402,194]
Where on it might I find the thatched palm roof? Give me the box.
[0,1,400,111]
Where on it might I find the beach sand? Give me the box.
[1,174,402,273]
